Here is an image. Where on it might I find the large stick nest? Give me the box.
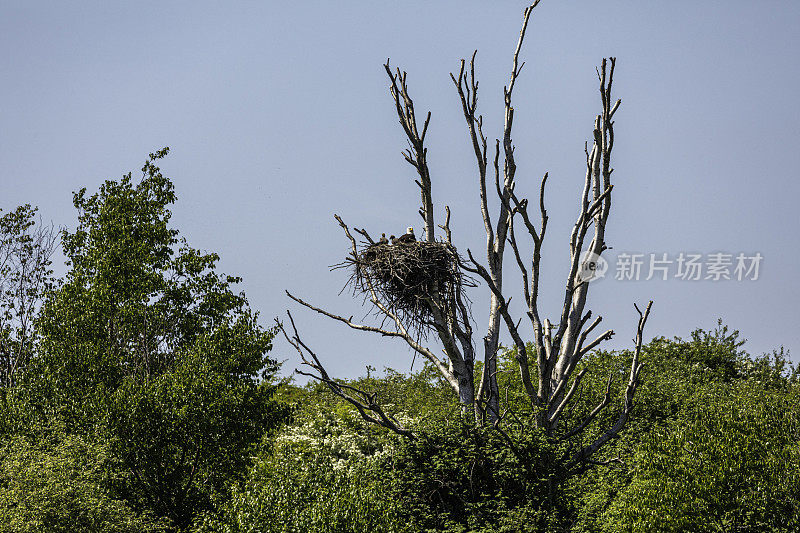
[338,240,474,336]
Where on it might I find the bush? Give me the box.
[596,382,800,532]
[388,419,568,533]
[202,408,406,533]
[570,334,800,533]
[0,434,167,533]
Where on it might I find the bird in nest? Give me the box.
[392,227,416,245]
[377,233,389,245]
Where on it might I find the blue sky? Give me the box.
[2,1,798,378]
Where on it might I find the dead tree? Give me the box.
[282,1,652,467]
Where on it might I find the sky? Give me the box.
[2,1,799,380]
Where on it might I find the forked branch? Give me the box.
[385,61,435,242]
[278,310,415,439]
[283,3,652,475]
[567,301,653,469]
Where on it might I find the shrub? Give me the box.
[0,434,167,533]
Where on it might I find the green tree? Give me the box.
[210,328,800,532]
[214,368,571,533]
[596,381,800,532]
[23,149,288,530]
[0,204,56,389]
[0,433,167,533]
[569,327,800,532]
[205,405,405,533]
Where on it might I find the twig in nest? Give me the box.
[334,240,474,338]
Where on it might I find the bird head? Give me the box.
[406,227,414,235]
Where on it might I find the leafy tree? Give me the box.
[218,368,570,533]
[387,419,567,532]
[209,327,800,532]
[594,381,800,532]
[22,148,288,530]
[569,327,800,532]
[204,404,405,533]
[643,321,746,383]
[0,204,56,389]
[0,433,167,533]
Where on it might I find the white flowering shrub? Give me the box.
[275,404,410,472]
[196,401,414,533]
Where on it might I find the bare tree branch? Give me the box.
[278,310,415,439]
[0,207,57,388]
[567,301,653,467]
[283,3,652,477]
[438,205,452,244]
[385,61,435,243]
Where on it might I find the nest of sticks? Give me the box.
[338,240,473,336]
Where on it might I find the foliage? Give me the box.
[202,406,406,533]
[570,326,800,533]
[106,328,285,529]
[17,149,289,530]
[29,148,253,416]
[643,321,747,382]
[0,204,56,388]
[589,381,800,532]
[346,363,460,421]
[0,433,167,533]
[212,369,569,533]
[388,418,568,533]
[205,329,800,532]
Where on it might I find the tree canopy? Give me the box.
[3,149,288,531]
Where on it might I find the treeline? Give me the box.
[0,151,287,532]
[217,330,799,532]
[1,152,798,532]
